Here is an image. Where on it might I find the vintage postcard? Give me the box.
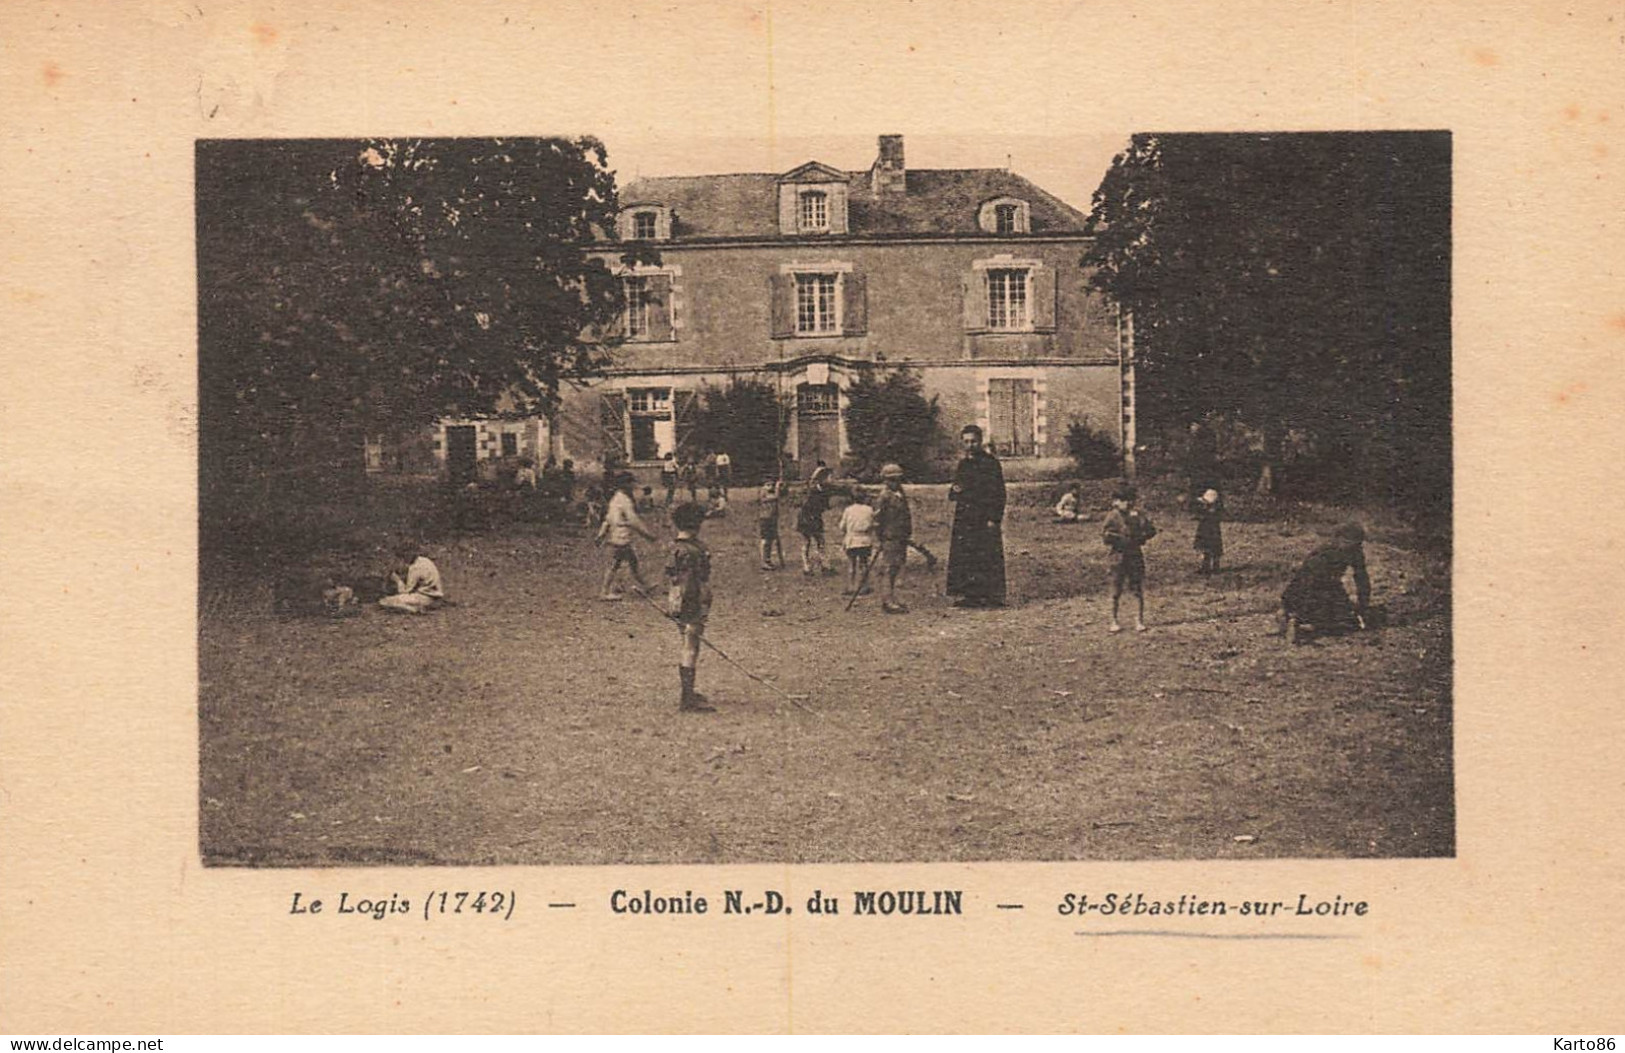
[2,0,1621,1035]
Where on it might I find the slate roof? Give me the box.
[617,166,1090,240]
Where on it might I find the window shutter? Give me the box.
[962,271,987,332]
[778,186,797,236]
[1032,267,1057,332]
[673,389,699,452]
[978,201,998,233]
[599,392,629,457]
[829,183,849,234]
[842,273,868,335]
[770,273,795,338]
[648,274,675,342]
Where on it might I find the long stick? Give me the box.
[843,553,875,612]
[630,588,822,717]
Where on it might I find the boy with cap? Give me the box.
[873,463,914,613]
[1102,483,1158,633]
[595,472,656,601]
[665,502,716,712]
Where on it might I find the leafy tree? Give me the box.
[688,378,789,485]
[842,366,941,480]
[1083,132,1450,522]
[197,137,650,494]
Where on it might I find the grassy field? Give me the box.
[199,477,1453,865]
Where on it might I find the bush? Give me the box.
[687,378,789,485]
[1066,417,1120,479]
[842,366,942,481]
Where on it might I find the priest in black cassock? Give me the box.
[946,424,1007,608]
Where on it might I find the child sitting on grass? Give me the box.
[1053,484,1084,523]
[378,542,446,614]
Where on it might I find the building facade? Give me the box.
[544,135,1126,480]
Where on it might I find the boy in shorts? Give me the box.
[797,467,835,576]
[595,472,656,601]
[757,479,784,570]
[838,488,877,596]
[873,463,913,613]
[665,502,715,713]
[1102,483,1157,633]
[659,453,679,507]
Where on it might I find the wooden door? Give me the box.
[446,425,478,484]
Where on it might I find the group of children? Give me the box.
[364,460,1368,715]
[753,464,927,615]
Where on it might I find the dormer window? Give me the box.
[777,163,849,236]
[979,197,1031,235]
[617,205,670,241]
[799,190,829,232]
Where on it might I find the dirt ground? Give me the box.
[199,479,1453,866]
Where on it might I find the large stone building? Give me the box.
[426,135,1129,481]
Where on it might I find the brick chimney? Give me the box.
[872,134,906,194]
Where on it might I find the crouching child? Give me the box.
[666,502,716,713]
[1280,521,1371,644]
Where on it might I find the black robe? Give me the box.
[1282,541,1370,631]
[947,448,1007,604]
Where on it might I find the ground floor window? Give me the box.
[602,386,695,462]
[797,382,840,415]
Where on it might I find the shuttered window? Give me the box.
[987,378,1037,457]
[623,277,650,338]
[796,274,839,334]
[987,268,1030,330]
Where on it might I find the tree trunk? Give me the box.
[1256,422,1281,495]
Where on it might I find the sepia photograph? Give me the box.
[197,130,1453,867]
[9,0,1625,1035]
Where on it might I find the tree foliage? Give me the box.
[197,137,648,489]
[1066,418,1120,479]
[842,366,941,480]
[1083,132,1450,519]
[687,378,789,485]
